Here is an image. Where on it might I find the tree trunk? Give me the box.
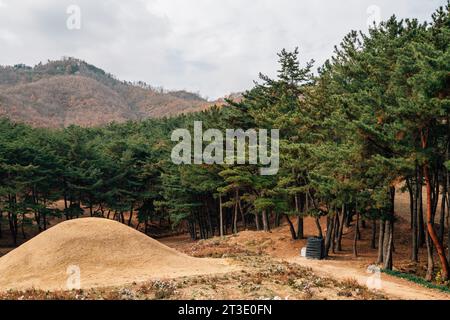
[420,129,449,279]
[383,220,393,270]
[382,221,390,262]
[34,211,41,233]
[7,205,17,246]
[423,160,449,280]
[128,205,134,226]
[439,189,446,245]
[262,210,269,232]
[332,212,340,253]
[324,215,335,257]
[10,214,17,246]
[418,171,425,247]
[219,195,224,237]
[337,206,345,251]
[295,194,304,239]
[406,179,414,230]
[411,170,419,262]
[425,231,435,281]
[275,212,281,228]
[255,213,260,231]
[447,126,450,265]
[32,187,42,232]
[296,216,304,239]
[353,211,360,257]
[21,215,26,239]
[63,183,69,220]
[99,204,105,218]
[376,219,385,264]
[233,190,239,234]
[371,220,377,249]
[357,217,362,241]
[238,198,246,230]
[314,217,322,238]
[285,214,297,240]
[448,222,450,266]
[205,201,214,237]
[43,213,47,230]
[198,212,205,239]
[345,206,352,228]
[383,187,396,270]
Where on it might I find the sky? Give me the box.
[0,0,446,99]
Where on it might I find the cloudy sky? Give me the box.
[0,0,445,99]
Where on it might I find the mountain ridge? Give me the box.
[0,58,215,128]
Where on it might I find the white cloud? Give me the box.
[0,0,445,99]
[0,29,21,46]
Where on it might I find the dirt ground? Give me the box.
[0,236,387,300]
[0,190,449,300]
[159,189,450,300]
[159,222,449,300]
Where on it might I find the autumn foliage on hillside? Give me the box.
[0,58,211,128]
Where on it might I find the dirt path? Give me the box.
[286,257,450,300]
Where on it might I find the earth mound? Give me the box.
[0,218,236,291]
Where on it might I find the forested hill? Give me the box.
[0,58,213,128]
[0,3,449,287]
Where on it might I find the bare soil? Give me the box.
[0,240,386,300]
[0,190,449,300]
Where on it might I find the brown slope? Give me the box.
[0,59,213,128]
[0,75,137,127]
[0,218,236,291]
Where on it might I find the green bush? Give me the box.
[382,269,450,294]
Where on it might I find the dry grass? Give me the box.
[0,233,387,300]
[0,218,236,291]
